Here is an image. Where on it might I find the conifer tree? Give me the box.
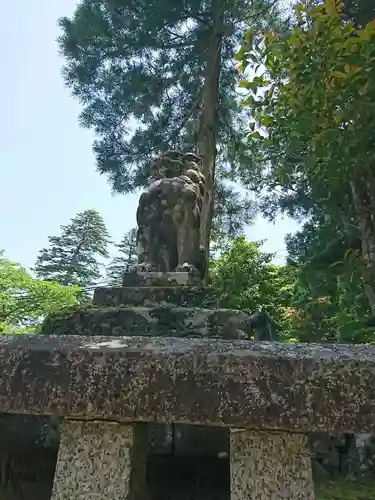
[58,0,288,253]
[106,228,137,285]
[34,209,111,291]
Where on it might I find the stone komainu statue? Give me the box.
[135,151,207,279]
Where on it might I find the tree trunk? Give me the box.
[196,0,224,272]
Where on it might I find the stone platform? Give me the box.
[40,305,252,339]
[39,272,247,458]
[93,285,218,308]
[121,270,202,287]
[0,272,260,497]
[41,272,252,342]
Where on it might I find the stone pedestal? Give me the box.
[40,273,253,460]
[51,421,147,500]
[39,271,255,499]
[230,429,315,500]
[122,270,202,287]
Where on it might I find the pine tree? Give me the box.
[106,228,138,285]
[34,210,111,291]
[58,0,288,254]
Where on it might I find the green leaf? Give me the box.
[245,28,255,44]
[234,46,246,62]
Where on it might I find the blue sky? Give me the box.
[1,0,300,271]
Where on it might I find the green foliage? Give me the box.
[58,0,288,235]
[210,231,375,343]
[236,0,375,221]
[342,0,375,27]
[34,209,111,294]
[0,251,79,333]
[235,0,375,328]
[211,236,297,338]
[106,228,137,285]
[212,181,257,240]
[284,215,375,343]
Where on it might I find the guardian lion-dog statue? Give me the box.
[135,151,207,280]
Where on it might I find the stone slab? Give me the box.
[40,306,251,340]
[93,286,218,308]
[51,420,146,500]
[122,271,200,287]
[1,335,375,433]
[230,429,314,499]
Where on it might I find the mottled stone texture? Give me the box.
[230,429,314,500]
[42,280,235,460]
[51,420,146,500]
[40,306,251,339]
[1,335,375,433]
[122,270,201,287]
[93,285,218,308]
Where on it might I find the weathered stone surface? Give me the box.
[147,455,230,500]
[40,306,251,339]
[1,335,375,433]
[122,270,201,287]
[230,429,314,499]
[93,285,218,308]
[135,151,206,280]
[51,420,146,500]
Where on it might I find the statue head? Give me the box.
[149,151,204,182]
[149,151,184,180]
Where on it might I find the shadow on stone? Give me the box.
[147,455,229,500]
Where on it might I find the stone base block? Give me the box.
[41,306,252,339]
[230,429,314,500]
[93,286,218,308]
[51,420,147,500]
[122,271,201,287]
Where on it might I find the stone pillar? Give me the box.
[230,429,315,500]
[51,420,147,500]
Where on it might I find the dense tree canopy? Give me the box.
[7,0,375,349]
[342,0,375,26]
[236,0,375,321]
[210,233,375,343]
[285,219,372,343]
[210,236,297,339]
[58,0,288,248]
[0,252,79,333]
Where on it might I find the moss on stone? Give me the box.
[316,479,375,499]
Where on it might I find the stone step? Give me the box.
[122,271,201,287]
[93,286,218,308]
[41,305,252,340]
